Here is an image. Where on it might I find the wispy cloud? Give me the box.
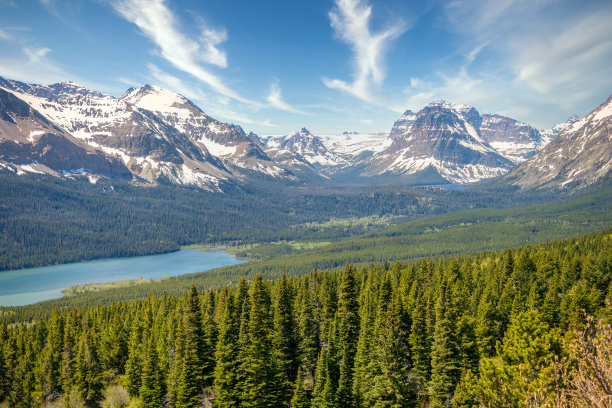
[511,10,612,108]
[323,0,407,102]
[437,0,612,113]
[146,64,276,128]
[0,46,70,84]
[0,29,10,41]
[111,0,251,104]
[266,79,309,115]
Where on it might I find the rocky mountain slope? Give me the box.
[480,114,543,163]
[359,101,514,183]
[2,76,592,189]
[509,95,612,190]
[0,77,288,190]
[0,87,131,180]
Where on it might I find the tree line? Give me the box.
[0,229,611,407]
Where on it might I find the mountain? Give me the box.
[480,114,544,163]
[1,76,585,189]
[263,128,349,177]
[360,101,514,184]
[0,77,290,190]
[0,87,131,180]
[539,115,580,142]
[509,95,612,190]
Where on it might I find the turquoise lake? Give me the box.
[0,249,244,306]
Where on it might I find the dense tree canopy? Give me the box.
[0,229,611,407]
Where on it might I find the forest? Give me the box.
[0,171,560,271]
[1,229,610,407]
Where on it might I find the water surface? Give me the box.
[0,249,244,306]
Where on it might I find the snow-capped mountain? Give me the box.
[1,75,587,189]
[0,87,131,181]
[480,114,544,164]
[510,95,612,190]
[360,101,514,184]
[0,77,289,189]
[539,115,580,143]
[263,128,348,175]
[320,132,390,157]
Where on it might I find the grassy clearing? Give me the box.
[62,278,161,296]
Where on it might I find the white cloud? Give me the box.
[511,10,612,109]
[438,0,612,114]
[146,64,276,128]
[0,29,10,40]
[112,0,251,104]
[0,46,69,84]
[323,0,407,102]
[266,79,309,115]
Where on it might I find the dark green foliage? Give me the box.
[1,172,519,272]
[0,229,611,407]
[290,368,310,408]
[242,274,284,408]
[274,273,300,398]
[213,290,241,408]
[139,337,165,408]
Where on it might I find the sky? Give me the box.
[1,0,611,135]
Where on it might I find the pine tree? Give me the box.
[429,286,459,408]
[201,290,218,387]
[335,264,360,408]
[37,308,64,403]
[409,292,431,396]
[213,291,241,408]
[74,328,103,408]
[476,310,563,407]
[0,323,7,402]
[176,287,205,408]
[274,272,299,399]
[139,336,165,408]
[291,368,310,408]
[124,308,144,397]
[363,300,415,408]
[242,274,284,408]
[352,274,376,406]
[297,277,319,385]
[311,347,328,408]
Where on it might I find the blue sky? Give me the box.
[1,0,611,135]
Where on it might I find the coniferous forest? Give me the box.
[1,230,611,408]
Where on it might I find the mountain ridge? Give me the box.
[2,76,606,190]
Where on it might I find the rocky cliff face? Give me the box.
[0,88,131,179]
[0,78,291,189]
[509,95,612,190]
[360,101,513,183]
[2,75,592,189]
[480,114,543,163]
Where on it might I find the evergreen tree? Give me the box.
[37,308,63,403]
[201,290,218,387]
[74,328,103,407]
[124,308,144,397]
[409,292,431,396]
[176,288,206,408]
[213,291,241,408]
[297,276,319,385]
[140,336,165,408]
[291,368,310,408]
[429,286,459,408]
[476,310,563,407]
[335,264,360,408]
[242,274,284,408]
[274,273,299,398]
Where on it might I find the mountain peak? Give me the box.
[427,100,474,113]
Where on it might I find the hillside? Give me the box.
[1,229,610,408]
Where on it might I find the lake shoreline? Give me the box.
[0,249,245,306]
